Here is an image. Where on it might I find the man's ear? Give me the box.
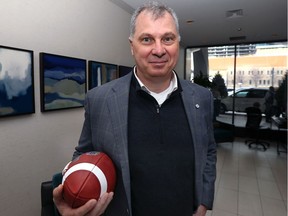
[129,38,134,56]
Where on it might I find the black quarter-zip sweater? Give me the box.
[128,75,195,216]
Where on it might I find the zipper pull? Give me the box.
[156,104,160,113]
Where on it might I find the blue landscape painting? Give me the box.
[40,53,86,111]
[0,46,34,117]
[88,61,117,89]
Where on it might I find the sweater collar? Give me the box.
[131,67,182,105]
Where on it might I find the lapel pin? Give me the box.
[195,104,200,109]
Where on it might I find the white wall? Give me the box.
[0,0,133,215]
[0,1,186,215]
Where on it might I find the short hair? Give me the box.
[129,1,181,41]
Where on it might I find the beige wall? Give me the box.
[0,0,133,215]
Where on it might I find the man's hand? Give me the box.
[193,204,207,216]
[53,184,114,216]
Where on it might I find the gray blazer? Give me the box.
[74,72,217,216]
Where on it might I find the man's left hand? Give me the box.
[193,204,207,216]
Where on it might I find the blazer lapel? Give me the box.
[180,81,203,177]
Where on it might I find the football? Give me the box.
[62,151,116,208]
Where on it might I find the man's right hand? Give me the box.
[53,184,114,216]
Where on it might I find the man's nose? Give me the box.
[151,40,166,57]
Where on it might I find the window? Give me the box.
[247,89,267,98]
[186,42,287,123]
[235,91,248,98]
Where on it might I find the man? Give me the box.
[264,86,275,123]
[53,2,216,216]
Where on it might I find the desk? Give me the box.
[271,116,287,154]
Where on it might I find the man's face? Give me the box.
[129,11,180,82]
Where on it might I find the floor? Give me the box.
[206,137,287,216]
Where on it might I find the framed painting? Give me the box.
[0,45,35,117]
[88,61,117,89]
[40,53,86,112]
[119,65,133,77]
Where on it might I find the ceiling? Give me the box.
[111,0,287,48]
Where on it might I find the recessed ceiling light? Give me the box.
[229,36,246,41]
[226,9,243,18]
[271,33,279,37]
[186,20,194,24]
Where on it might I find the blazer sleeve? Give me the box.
[200,91,217,209]
[73,92,94,160]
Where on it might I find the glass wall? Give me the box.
[186,42,288,126]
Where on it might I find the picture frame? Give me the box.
[0,45,35,117]
[119,65,133,77]
[40,53,86,112]
[88,61,117,89]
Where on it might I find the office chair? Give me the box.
[41,173,62,216]
[245,105,270,151]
